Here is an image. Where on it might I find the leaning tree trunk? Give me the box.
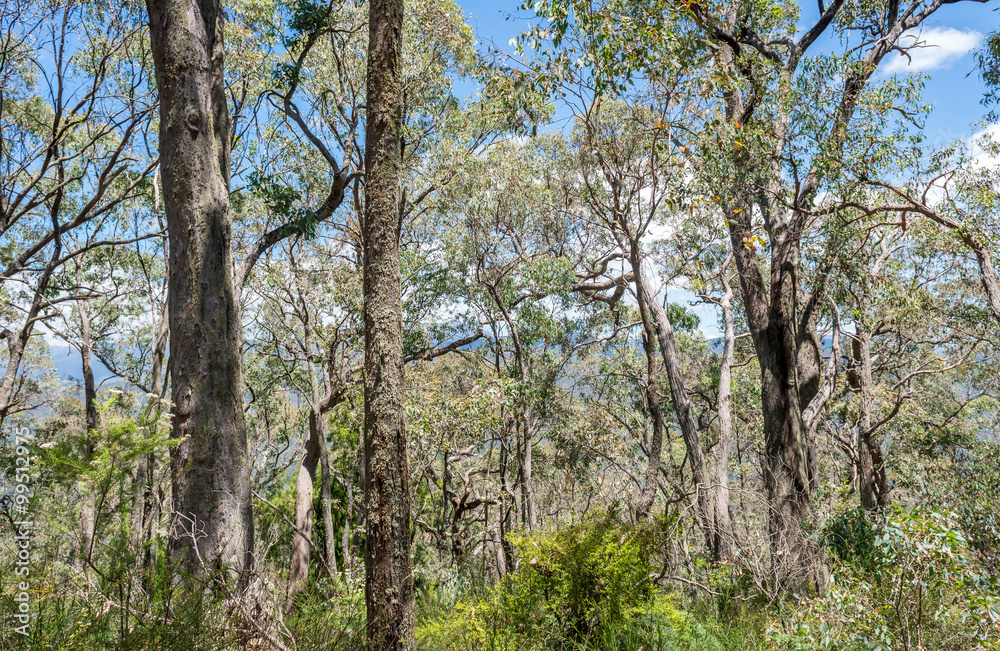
[630,248,718,552]
[146,0,252,580]
[363,0,415,647]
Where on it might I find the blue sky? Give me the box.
[457,0,997,141]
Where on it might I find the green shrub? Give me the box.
[824,506,881,574]
[770,508,1000,651]
[507,510,654,639]
[417,511,728,650]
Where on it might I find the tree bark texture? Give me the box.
[363,0,415,647]
[727,225,828,592]
[712,270,736,560]
[288,410,321,597]
[146,0,252,579]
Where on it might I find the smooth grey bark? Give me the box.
[712,267,736,560]
[363,0,415,647]
[146,0,252,579]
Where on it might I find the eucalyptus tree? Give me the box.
[244,239,360,597]
[363,0,414,645]
[828,209,990,511]
[519,0,990,593]
[146,0,253,579]
[0,0,158,426]
[847,129,1000,335]
[563,98,739,555]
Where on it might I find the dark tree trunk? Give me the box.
[146,0,252,579]
[498,432,516,576]
[363,0,415,647]
[727,222,828,593]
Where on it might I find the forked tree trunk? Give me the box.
[146,0,252,580]
[363,0,415,647]
[727,224,829,593]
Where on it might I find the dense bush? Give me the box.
[416,512,728,650]
[771,508,1000,651]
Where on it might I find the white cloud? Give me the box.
[967,122,1000,171]
[882,27,982,74]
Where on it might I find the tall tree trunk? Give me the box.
[318,423,338,575]
[713,268,736,560]
[309,359,338,579]
[132,296,169,573]
[147,0,252,579]
[850,334,877,511]
[498,433,515,575]
[849,325,890,509]
[727,224,828,593]
[288,411,321,598]
[363,0,415,646]
[75,265,98,569]
[486,284,537,532]
[635,326,665,522]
